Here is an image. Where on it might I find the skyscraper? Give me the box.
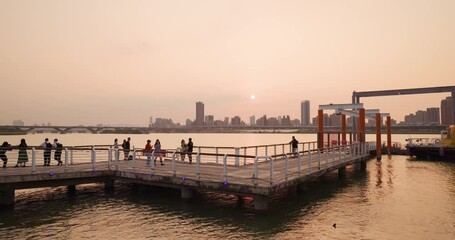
[195,102,204,126]
[301,100,310,126]
[441,97,453,125]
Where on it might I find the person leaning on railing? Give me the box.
[0,141,12,168]
[16,139,28,167]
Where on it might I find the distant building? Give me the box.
[153,118,176,128]
[205,115,214,126]
[195,102,204,126]
[281,115,291,126]
[12,120,24,126]
[441,96,453,125]
[249,115,256,126]
[256,115,267,126]
[426,107,440,124]
[291,119,300,126]
[301,100,310,126]
[231,116,242,126]
[186,119,193,127]
[224,117,229,126]
[149,117,153,127]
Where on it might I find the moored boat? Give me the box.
[406,125,455,160]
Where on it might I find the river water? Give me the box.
[1,133,454,239]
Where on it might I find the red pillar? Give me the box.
[341,114,347,145]
[376,113,381,160]
[358,108,365,143]
[387,116,392,156]
[318,110,324,149]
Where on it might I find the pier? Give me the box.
[0,142,374,210]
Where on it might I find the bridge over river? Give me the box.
[0,142,374,210]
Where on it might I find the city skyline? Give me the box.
[1,1,454,126]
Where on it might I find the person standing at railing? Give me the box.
[187,138,193,163]
[180,139,187,161]
[113,138,119,160]
[53,138,63,166]
[290,136,299,157]
[145,139,153,166]
[15,138,28,167]
[154,139,164,166]
[40,138,53,166]
[0,141,12,168]
[122,138,131,160]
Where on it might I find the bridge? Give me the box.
[0,142,374,210]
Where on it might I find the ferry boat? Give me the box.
[406,125,455,160]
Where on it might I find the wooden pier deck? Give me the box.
[0,143,373,210]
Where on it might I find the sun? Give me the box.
[250,95,256,100]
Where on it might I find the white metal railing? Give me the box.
[1,142,373,186]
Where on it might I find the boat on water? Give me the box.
[406,125,455,160]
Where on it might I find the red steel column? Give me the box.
[387,116,392,156]
[358,108,365,143]
[341,114,347,145]
[318,110,324,149]
[376,113,381,160]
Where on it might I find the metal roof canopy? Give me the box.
[336,109,390,120]
[319,103,363,110]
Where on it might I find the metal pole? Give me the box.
[172,152,176,176]
[318,149,321,170]
[255,147,258,157]
[308,151,312,174]
[285,155,289,180]
[115,149,119,171]
[108,147,112,170]
[254,156,258,185]
[282,144,285,156]
[91,147,96,171]
[223,154,227,182]
[64,148,68,172]
[216,147,219,164]
[265,146,268,156]
[31,148,36,172]
[243,147,247,165]
[269,157,274,185]
[274,145,277,159]
[235,147,240,166]
[196,152,200,179]
[297,151,301,176]
[133,148,136,172]
[70,148,73,165]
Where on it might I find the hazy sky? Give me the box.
[1,0,454,126]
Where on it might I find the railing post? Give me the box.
[269,157,274,185]
[285,155,289,180]
[333,147,336,165]
[216,147,219,164]
[326,147,329,167]
[64,148,68,172]
[297,151,301,176]
[274,145,277,159]
[115,149,119,171]
[265,146,268,156]
[253,156,258,186]
[31,148,36,173]
[318,149,321,170]
[255,146,258,157]
[133,148,136,172]
[172,152,176,176]
[108,147,112,170]
[282,144,285,156]
[235,147,240,166]
[91,147,96,171]
[196,152,200,179]
[70,147,73,165]
[308,151,312,174]
[223,154,228,182]
[243,147,247,165]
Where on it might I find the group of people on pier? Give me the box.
[0,138,63,168]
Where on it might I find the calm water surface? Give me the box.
[1,133,454,239]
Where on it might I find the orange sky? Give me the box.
[1,0,454,126]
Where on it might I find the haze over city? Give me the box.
[1,0,454,126]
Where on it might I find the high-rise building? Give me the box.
[426,108,440,124]
[195,102,204,126]
[249,115,256,126]
[441,97,453,125]
[205,115,214,126]
[301,100,310,126]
